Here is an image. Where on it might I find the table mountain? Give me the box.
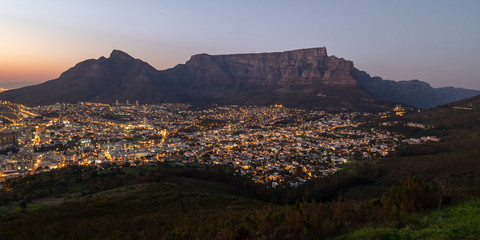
[0,48,478,110]
[159,48,390,111]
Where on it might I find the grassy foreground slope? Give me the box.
[338,199,480,240]
[0,177,268,240]
[0,160,477,240]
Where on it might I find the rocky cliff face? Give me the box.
[171,47,356,87]
[158,48,382,110]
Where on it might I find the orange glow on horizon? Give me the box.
[0,34,82,82]
[0,54,72,82]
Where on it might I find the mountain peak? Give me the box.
[109,49,134,60]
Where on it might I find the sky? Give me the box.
[1,0,479,89]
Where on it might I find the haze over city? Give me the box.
[1,0,479,89]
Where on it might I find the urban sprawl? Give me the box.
[0,101,439,188]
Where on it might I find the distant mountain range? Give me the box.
[0,48,478,110]
[353,70,480,109]
[0,81,38,89]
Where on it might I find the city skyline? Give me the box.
[1,0,480,89]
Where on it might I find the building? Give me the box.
[0,131,18,146]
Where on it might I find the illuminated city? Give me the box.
[0,101,437,188]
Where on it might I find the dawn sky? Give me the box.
[1,0,479,89]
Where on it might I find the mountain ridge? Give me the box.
[0,48,478,110]
[353,69,480,108]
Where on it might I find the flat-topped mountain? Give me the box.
[158,48,389,111]
[0,48,478,110]
[168,47,356,87]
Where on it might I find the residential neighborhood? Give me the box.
[0,101,438,187]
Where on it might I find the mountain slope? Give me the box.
[407,93,480,128]
[353,69,480,109]
[0,50,177,105]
